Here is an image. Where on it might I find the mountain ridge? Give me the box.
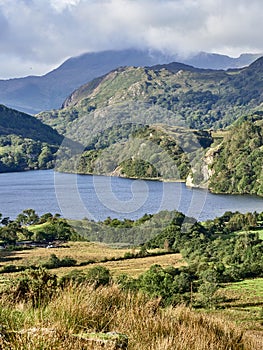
[0,49,261,114]
[37,56,263,135]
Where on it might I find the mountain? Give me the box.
[36,57,263,196]
[0,49,261,114]
[0,104,63,172]
[37,56,263,137]
[184,52,262,70]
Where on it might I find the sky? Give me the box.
[0,0,263,79]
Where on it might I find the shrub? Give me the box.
[0,264,27,274]
[42,254,77,269]
[7,267,58,307]
[60,266,112,289]
[1,264,18,273]
[60,256,77,267]
[79,259,96,266]
[85,266,111,288]
[59,269,87,287]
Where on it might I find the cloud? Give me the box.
[50,0,80,12]
[0,0,263,78]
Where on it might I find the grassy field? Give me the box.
[0,241,262,348]
[206,278,263,348]
[0,242,132,266]
[98,253,185,277]
[55,252,185,277]
[0,241,185,277]
[257,229,263,240]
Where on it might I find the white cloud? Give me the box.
[0,0,262,78]
[50,0,80,12]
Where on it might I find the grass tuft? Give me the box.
[0,284,260,349]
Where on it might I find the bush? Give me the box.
[0,264,18,273]
[0,264,27,274]
[85,266,111,288]
[42,254,77,269]
[7,267,58,307]
[59,269,87,287]
[59,266,112,289]
[60,256,77,267]
[79,259,96,266]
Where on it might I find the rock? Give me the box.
[72,331,128,349]
[186,145,220,189]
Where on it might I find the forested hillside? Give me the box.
[0,105,63,172]
[208,114,263,196]
[1,57,263,196]
[56,123,213,181]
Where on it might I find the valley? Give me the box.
[1,56,263,196]
[0,51,262,349]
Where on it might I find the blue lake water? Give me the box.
[0,170,262,221]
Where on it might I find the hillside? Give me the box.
[0,105,62,145]
[0,208,262,349]
[54,112,263,197]
[209,114,263,196]
[0,50,260,114]
[56,123,213,182]
[2,55,262,193]
[0,105,64,172]
[38,56,263,136]
[187,113,263,196]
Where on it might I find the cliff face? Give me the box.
[186,145,219,189]
[186,114,263,197]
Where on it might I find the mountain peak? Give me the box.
[248,55,263,69]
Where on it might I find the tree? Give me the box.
[198,281,219,309]
[38,145,53,168]
[138,265,175,300]
[16,209,39,226]
[0,222,19,244]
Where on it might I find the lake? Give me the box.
[0,170,262,221]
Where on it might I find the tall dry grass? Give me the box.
[0,284,259,349]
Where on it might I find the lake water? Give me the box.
[0,170,262,221]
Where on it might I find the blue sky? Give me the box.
[0,0,262,78]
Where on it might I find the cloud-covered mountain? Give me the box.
[37,56,263,136]
[0,49,260,115]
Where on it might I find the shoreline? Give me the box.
[0,167,262,198]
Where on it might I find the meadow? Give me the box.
[0,241,262,346]
[0,209,262,349]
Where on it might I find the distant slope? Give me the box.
[185,52,261,70]
[0,105,63,172]
[37,56,263,136]
[0,49,260,114]
[0,104,62,145]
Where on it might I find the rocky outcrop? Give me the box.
[186,145,220,189]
